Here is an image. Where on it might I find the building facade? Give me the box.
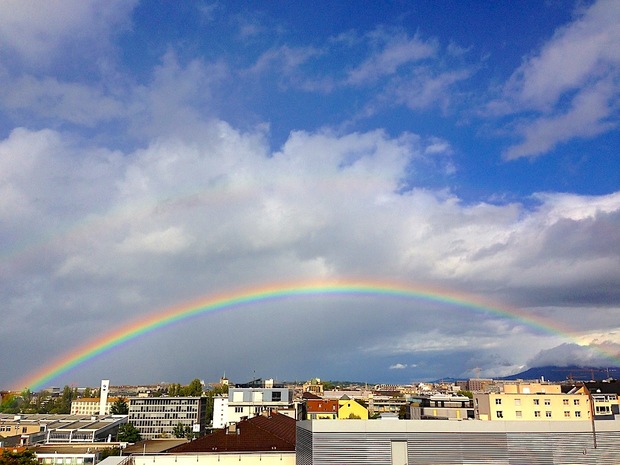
[213,380,295,428]
[70,397,120,416]
[128,396,206,440]
[474,383,590,421]
[296,419,620,465]
[410,394,474,420]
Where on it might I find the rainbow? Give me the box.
[14,279,619,391]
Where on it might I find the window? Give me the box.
[563,399,569,405]
[544,399,551,405]
[272,391,282,402]
[534,411,541,417]
[514,399,521,406]
[533,399,540,405]
[574,399,580,406]
[596,405,611,414]
[234,407,243,413]
[515,411,522,418]
[546,411,552,418]
[564,411,570,418]
[495,398,502,405]
[496,411,503,418]
[575,411,581,417]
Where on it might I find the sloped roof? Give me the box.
[305,399,338,413]
[169,413,295,453]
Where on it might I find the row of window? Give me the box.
[131,399,197,405]
[130,406,198,412]
[129,413,197,420]
[496,410,584,418]
[232,406,273,414]
[0,425,28,433]
[131,420,195,427]
[38,458,93,464]
[495,398,581,406]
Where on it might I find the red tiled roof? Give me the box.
[305,399,338,413]
[169,413,295,453]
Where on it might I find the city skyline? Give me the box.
[1,0,619,389]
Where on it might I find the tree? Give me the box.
[82,387,93,398]
[173,423,193,439]
[110,398,129,415]
[117,423,142,443]
[0,393,20,414]
[99,448,121,460]
[322,381,336,391]
[48,386,75,414]
[0,450,38,465]
[186,379,203,397]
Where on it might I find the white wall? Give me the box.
[133,453,294,465]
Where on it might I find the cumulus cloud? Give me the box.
[528,342,620,369]
[1,3,619,386]
[2,118,619,385]
[389,363,408,370]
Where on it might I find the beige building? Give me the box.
[474,383,590,421]
[70,397,121,415]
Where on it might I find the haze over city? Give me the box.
[1,0,619,390]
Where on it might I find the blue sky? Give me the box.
[1,0,619,389]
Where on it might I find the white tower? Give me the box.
[99,379,110,416]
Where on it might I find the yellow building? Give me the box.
[474,383,590,421]
[70,397,120,415]
[337,396,369,420]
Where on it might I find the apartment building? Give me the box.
[410,393,474,420]
[128,396,206,439]
[303,397,369,420]
[474,383,590,421]
[212,379,295,428]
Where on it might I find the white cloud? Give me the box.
[249,46,322,76]
[528,342,620,368]
[0,75,127,126]
[503,77,617,159]
[389,363,407,370]
[503,1,620,111]
[392,67,472,112]
[347,33,437,85]
[496,0,620,159]
[0,0,137,66]
[2,116,620,385]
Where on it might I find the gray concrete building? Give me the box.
[296,419,620,465]
[128,396,206,440]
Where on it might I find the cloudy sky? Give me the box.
[2,0,620,390]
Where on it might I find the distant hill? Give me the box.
[500,366,620,382]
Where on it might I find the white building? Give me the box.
[212,396,228,429]
[212,379,295,428]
